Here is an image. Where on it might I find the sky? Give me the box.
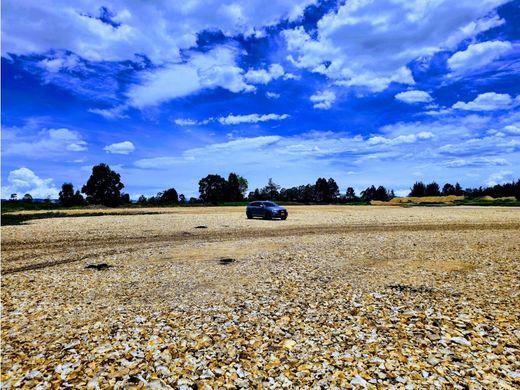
[2,0,520,199]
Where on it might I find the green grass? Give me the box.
[454,198,520,207]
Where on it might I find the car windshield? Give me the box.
[263,202,278,207]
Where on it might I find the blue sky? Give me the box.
[2,0,519,199]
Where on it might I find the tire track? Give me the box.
[2,222,519,275]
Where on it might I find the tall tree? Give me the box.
[345,187,356,201]
[265,178,280,200]
[237,176,248,198]
[160,188,179,204]
[81,163,125,207]
[327,178,340,201]
[22,193,33,202]
[454,182,464,196]
[59,183,75,206]
[314,178,329,203]
[442,183,456,196]
[425,182,441,196]
[409,181,426,197]
[199,174,227,204]
[226,173,243,202]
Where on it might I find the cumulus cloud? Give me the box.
[486,170,515,186]
[310,90,336,109]
[447,40,513,74]
[452,92,514,111]
[2,0,317,63]
[37,53,81,73]
[2,167,59,199]
[126,46,255,108]
[266,91,280,99]
[244,64,285,84]
[283,0,508,91]
[4,127,87,156]
[218,113,290,125]
[104,141,135,154]
[395,90,433,104]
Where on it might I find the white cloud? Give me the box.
[503,124,520,135]
[283,0,508,91]
[266,91,280,99]
[445,157,509,167]
[4,127,87,156]
[89,105,129,119]
[104,141,135,154]
[447,40,512,74]
[2,168,59,199]
[127,110,520,197]
[486,170,515,186]
[452,92,514,111]
[395,90,433,104]
[126,46,255,108]
[218,113,290,125]
[2,0,317,63]
[367,132,434,146]
[174,118,200,126]
[244,64,285,84]
[173,113,289,126]
[37,53,81,73]
[310,90,336,109]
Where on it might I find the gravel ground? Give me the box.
[1,206,519,389]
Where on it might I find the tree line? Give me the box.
[408,180,520,199]
[7,163,520,207]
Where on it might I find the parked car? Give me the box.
[246,201,288,220]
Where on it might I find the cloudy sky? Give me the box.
[2,0,519,199]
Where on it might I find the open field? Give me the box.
[1,206,520,388]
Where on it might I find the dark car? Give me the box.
[246,201,288,220]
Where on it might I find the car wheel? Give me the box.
[246,211,253,219]
[281,215,287,220]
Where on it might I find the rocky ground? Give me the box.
[1,206,519,389]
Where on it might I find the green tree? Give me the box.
[160,188,179,204]
[81,163,125,207]
[265,178,280,200]
[199,174,227,204]
[345,187,356,201]
[59,183,75,206]
[22,193,33,202]
[238,176,248,198]
[226,173,243,202]
[425,182,441,196]
[409,181,426,197]
[327,178,340,201]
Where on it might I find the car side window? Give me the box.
[250,202,259,207]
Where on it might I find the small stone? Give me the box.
[351,375,368,388]
[451,336,471,347]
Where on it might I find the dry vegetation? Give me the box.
[1,206,520,388]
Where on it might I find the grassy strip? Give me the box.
[454,199,520,207]
[0,211,163,226]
